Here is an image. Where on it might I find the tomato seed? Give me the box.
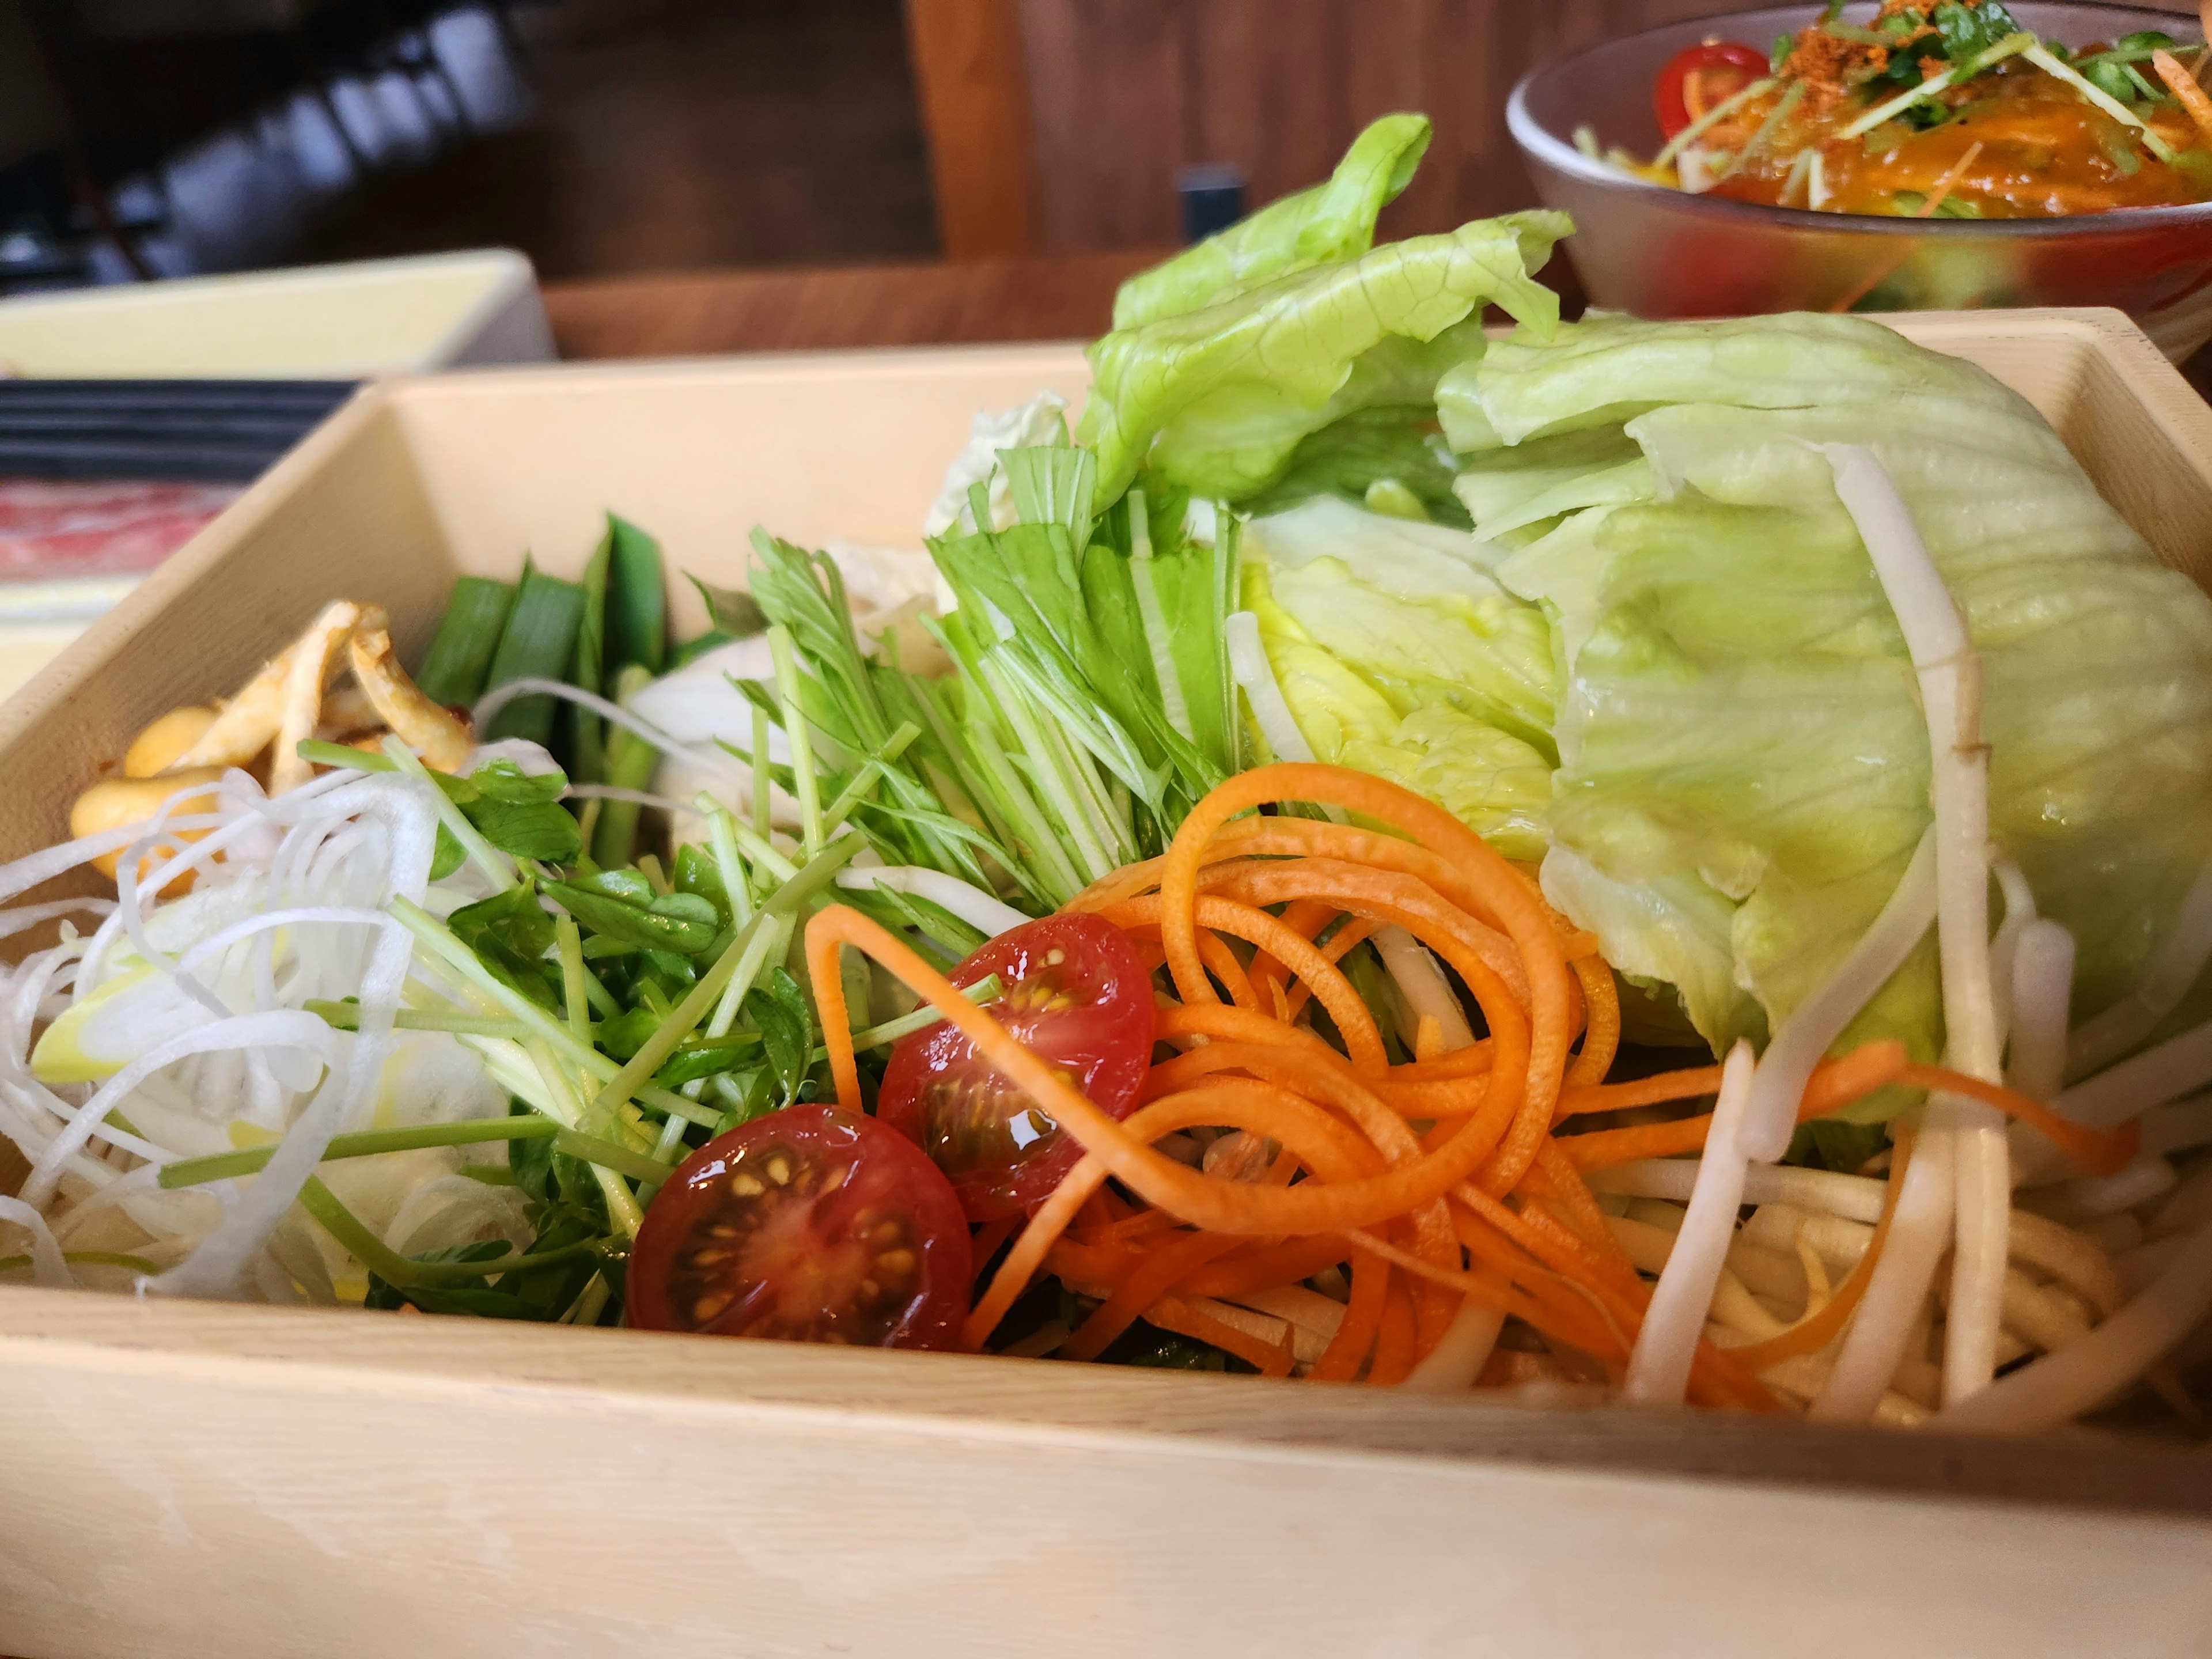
[766,1156,791,1186]
[729,1173,764,1197]
[878,1248,915,1276]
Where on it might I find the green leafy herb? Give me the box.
[672,842,733,926]
[430,824,467,881]
[687,572,769,641]
[448,883,559,1010]
[454,759,582,862]
[1929,0,2022,62]
[545,880,721,956]
[745,965,816,1108]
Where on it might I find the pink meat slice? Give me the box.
[0,479,240,579]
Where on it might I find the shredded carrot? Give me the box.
[1208,858,1533,1010]
[1245,896,1338,1013]
[1158,767,1575,1187]
[1104,893,1392,1075]
[1176,1234,1352,1298]
[1312,1240,1390,1380]
[1728,1127,1916,1371]
[1144,1294,1296,1377]
[1369,1276,1421,1384]
[2154,48,2212,145]
[1557,1040,1906,1122]
[1899,1062,2139,1176]
[1528,1140,1641,1275]
[1557,1115,1719,1169]
[1064,1228,1248,1361]
[1555,1064,1724,1123]
[1195,927,1260,1010]
[1567,956,1621,1085]
[805,762,1884,1412]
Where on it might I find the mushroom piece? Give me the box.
[347,604,473,774]
[267,600,363,796]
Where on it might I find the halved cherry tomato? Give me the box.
[876,913,1155,1224]
[628,1104,971,1349]
[1654,40,1771,139]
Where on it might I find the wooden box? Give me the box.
[0,314,2207,1659]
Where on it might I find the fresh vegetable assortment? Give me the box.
[3,115,2211,1437]
[1591,2,2212,215]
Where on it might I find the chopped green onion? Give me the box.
[1127,490,1195,743]
[570,525,612,785]
[604,514,668,677]
[483,567,588,746]
[414,576,516,709]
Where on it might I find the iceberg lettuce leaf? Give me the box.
[1473,312,2212,1065]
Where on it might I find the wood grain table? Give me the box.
[543,256,2212,407]
[541,249,1175,359]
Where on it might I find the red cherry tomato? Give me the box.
[877,913,1155,1223]
[628,1104,971,1350]
[1654,40,1771,139]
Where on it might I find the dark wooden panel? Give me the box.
[1016,0,1735,252]
[1021,0,1194,251]
[905,0,1043,258]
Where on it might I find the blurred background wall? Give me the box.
[0,0,2198,292]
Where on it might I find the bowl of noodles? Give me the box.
[1510,2,2212,359]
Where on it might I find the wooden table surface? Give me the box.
[541,249,1175,359]
[541,256,2212,407]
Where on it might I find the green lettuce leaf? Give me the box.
[1464,312,2212,1068]
[1111,114,1432,330]
[1243,501,1556,859]
[1081,210,1571,503]
[1247,499,1555,756]
[1245,404,1472,527]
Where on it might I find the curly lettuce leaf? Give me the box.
[1111,114,1432,330]
[1081,211,1571,503]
